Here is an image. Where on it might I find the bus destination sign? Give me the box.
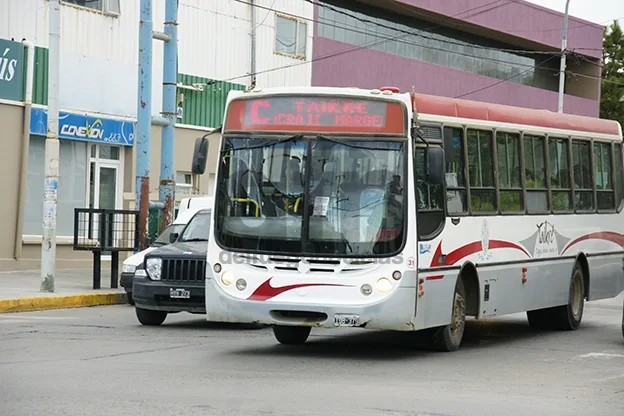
[224,96,406,134]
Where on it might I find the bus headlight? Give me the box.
[376,278,392,293]
[145,258,162,280]
[221,270,234,286]
[236,279,247,291]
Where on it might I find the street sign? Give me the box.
[0,38,25,101]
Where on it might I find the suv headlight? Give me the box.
[122,264,137,274]
[145,258,162,280]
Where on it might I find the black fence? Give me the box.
[73,208,140,290]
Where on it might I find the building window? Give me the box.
[62,0,120,15]
[275,14,307,59]
[24,136,88,237]
[317,0,559,92]
[176,171,195,196]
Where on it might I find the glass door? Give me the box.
[87,144,122,257]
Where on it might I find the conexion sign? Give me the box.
[30,108,136,146]
[224,95,407,135]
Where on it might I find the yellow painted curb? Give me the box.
[0,292,127,313]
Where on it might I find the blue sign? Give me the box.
[30,108,135,146]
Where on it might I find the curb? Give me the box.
[0,292,128,313]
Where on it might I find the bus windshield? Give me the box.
[214,135,406,256]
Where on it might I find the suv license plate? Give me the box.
[334,314,360,327]
[169,288,191,299]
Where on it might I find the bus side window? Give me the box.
[414,142,445,240]
[614,143,624,211]
[443,127,468,213]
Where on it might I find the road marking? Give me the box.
[579,352,624,359]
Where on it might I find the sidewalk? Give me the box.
[0,268,127,313]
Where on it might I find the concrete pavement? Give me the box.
[0,267,127,313]
[1,301,623,416]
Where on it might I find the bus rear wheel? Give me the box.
[429,278,466,352]
[272,325,311,345]
[527,262,585,331]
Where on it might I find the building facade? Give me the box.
[0,0,605,271]
[311,0,604,116]
[0,0,314,271]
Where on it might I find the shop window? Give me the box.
[572,139,594,211]
[467,129,496,213]
[275,15,307,59]
[23,136,88,237]
[496,132,523,212]
[176,171,195,196]
[549,138,572,211]
[524,135,548,212]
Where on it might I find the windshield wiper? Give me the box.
[182,238,208,242]
[316,135,396,151]
[223,134,303,151]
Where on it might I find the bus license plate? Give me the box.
[334,314,360,327]
[169,288,191,299]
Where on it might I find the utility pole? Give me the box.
[159,0,178,233]
[41,0,61,292]
[557,0,571,113]
[136,0,177,250]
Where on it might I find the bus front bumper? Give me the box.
[204,278,417,331]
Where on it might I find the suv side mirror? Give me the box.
[191,137,209,174]
[426,146,445,185]
[169,232,179,243]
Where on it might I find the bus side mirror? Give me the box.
[191,137,209,174]
[426,147,445,185]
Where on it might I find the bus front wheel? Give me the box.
[272,325,311,345]
[429,278,466,352]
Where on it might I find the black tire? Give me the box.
[429,278,466,352]
[135,307,167,326]
[527,262,585,331]
[272,325,311,345]
[127,292,135,306]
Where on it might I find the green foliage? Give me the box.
[601,21,624,125]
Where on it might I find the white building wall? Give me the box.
[0,0,313,118]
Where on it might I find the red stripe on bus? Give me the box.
[426,275,444,281]
[560,232,624,255]
[429,239,530,268]
[247,277,349,301]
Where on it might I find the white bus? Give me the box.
[190,86,624,352]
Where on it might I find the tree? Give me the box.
[600,21,624,124]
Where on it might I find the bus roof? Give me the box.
[413,93,621,138]
[226,87,622,138]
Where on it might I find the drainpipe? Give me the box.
[158,0,178,233]
[250,0,256,89]
[14,39,35,260]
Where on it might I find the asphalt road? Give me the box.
[1,298,623,416]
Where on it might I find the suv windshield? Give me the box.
[152,224,186,246]
[215,135,406,256]
[179,210,212,242]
